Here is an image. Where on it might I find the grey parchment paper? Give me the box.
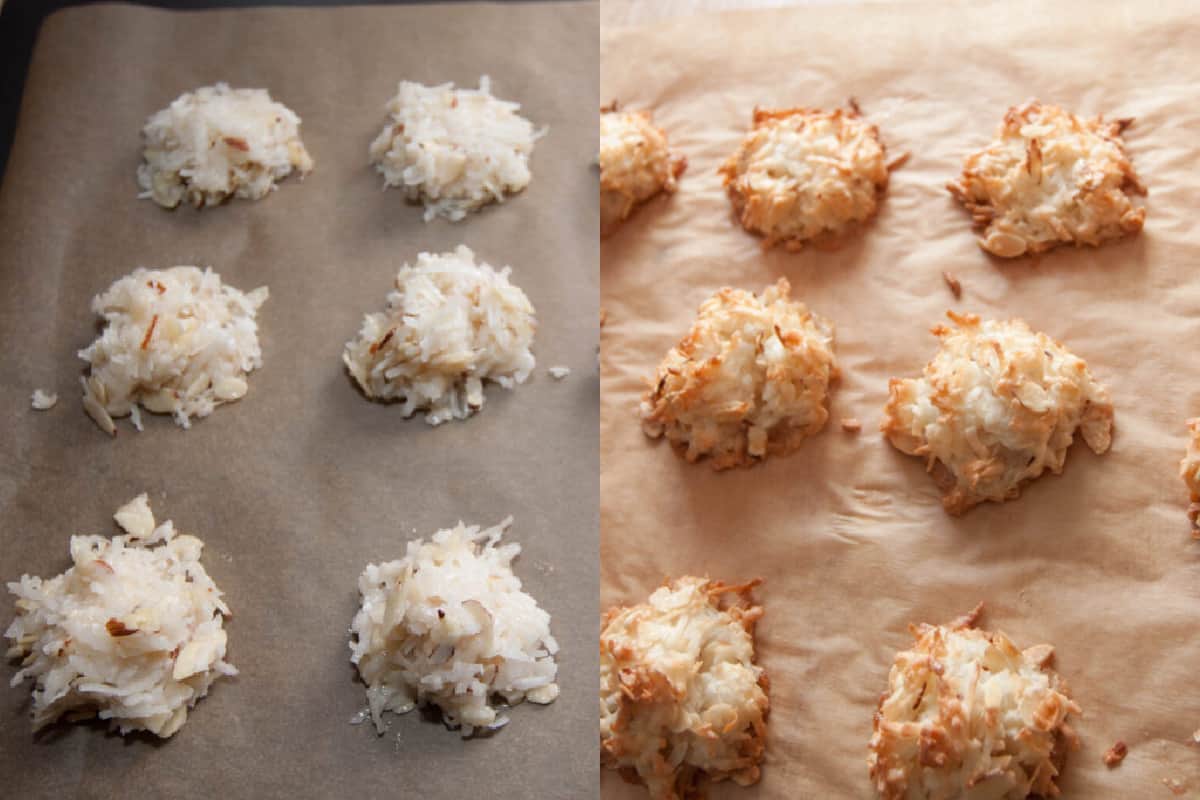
[601,1,1200,797]
[0,2,598,797]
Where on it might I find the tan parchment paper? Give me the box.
[0,2,598,797]
[601,1,1200,797]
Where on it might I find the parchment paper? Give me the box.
[601,2,1200,796]
[0,2,598,797]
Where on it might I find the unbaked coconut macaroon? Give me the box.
[640,277,837,469]
[369,76,544,221]
[79,266,268,435]
[349,518,558,737]
[343,245,535,425]
[601,576,768,800]
[948,101,1146,258]
[869,605,1080,800]
[599,101,687,235]
[138,83,313,209]
[5,494,235,737]
[882,312,1112,515]
[719,104,897,250]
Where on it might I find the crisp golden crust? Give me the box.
[1180,419,1200,534]
[639,278,837,470]
[719,106,891,250]
[881,312,1113,515]
[600,577,769,800]
[869,607,1081,800]
[948,101,1145,258]
[599,104,687,235]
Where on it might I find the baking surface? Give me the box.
[600,1,1200,797]
[0,2,598,797]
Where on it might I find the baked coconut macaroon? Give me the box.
[599,102,687,235]
[600,576,768,800]
[640,277,837,469]
[948,101,1146,258]
[1180,419,1200,534]
[138,83,313,209]
[882,312,1113,515]
[719,104,895,251]
[869,605,1080,800]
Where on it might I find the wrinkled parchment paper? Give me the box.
[0,2,598,797]
[601,1,1200,796]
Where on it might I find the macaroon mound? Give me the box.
[79,266,268,435]
[869,605,1080,800]
[947,101,1145,258]
[639,277,837,469]
[881,312,1112,515]
[1180,419,1200,534]
[599,102,687,235]
[369,76,544,221]
[343,245,536,425]
[349,518,559,737]
[600,576,769,800]
[4,494,235,738]
[719,105,891,250]
[138,83,313,209]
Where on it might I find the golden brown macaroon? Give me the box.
[599,102,687,235]
[869,605,1081,800]
[639,278,837,470]
[600,576,769,800]
[947,101,1146,258]
[1180,419,1200,535]
[719,104,895,250]
[881,312,1113,515]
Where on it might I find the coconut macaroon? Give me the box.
[4,494,235,737]
[719,105,894,251]
[138,83,313,209]
[1180,419,1200,534]
[869,605,1080,800]
[343,245,535,425]
[882,312,1113,515]
[349,518,558,737]
[369,76,543,221]
[640,278,836,470]
[948,101,1146,258]
[600,576,769,800]
[599,102,687,235]
[79,266,268,435]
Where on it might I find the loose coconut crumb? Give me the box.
[547,366,571,380]
[343,246,536,425]
[841,417,862,433]
[599,102,687,235]
[79,266,268,434]
[640,278,837,469]
[349,518,558,737]
[882,311,1112,514]
[4,494,235,737]
[30,390,57,410]
[941,271,962,299]
[1103,740,1128,767]
[601,576,768,800]
[138,83,313,209]
[369,76,544,222]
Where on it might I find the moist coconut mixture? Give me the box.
[599,102,687,234]
[349,519,558,737]
[947,101,1145,258]
[369,76,544,221]
[138,83,313,209]
[79,266,268,435]
[5,494,235,737]
[343,245,536,425]
[640,277,837,469]
[600,576,769,800]
[881,312,1112,514]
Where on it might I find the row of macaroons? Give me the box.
[599,99,1145,260]
[4,493,560,739]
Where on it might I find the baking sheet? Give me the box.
[600,1,1200,796]
[0,2,598,797]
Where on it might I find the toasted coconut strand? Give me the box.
[639,278,837,469]
[881,312,1113,514]
[869,610,1081,800]
[719,105,892,250]
[601,576,768,800]
[948,101,1145,258]
[941,271,962,299]
[599,106,687,234]
[1103,740,1128,767]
